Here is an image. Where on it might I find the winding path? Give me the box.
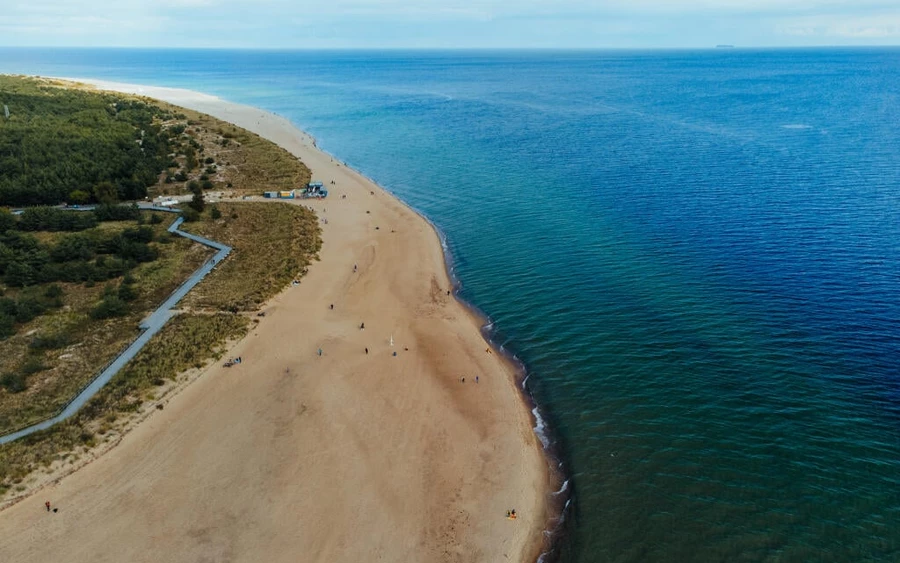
[0,207,231,445]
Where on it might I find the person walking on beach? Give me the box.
[360,322,365,330]
[45,501,51,512]
[317,348,323,357]
[365,347,368,354]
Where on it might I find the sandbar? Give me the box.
[0,80,550,562]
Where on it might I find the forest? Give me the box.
[0,76,173,206]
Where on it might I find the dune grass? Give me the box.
[0,312,248,493]
[146,103,311,199]
[182,201,321,312]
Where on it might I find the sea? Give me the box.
[1,48,899,562]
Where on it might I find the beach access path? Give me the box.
[0,210,230,446]
[0,81,550,563]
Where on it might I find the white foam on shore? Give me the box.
[553,479,570,496]
[532,406,551,449]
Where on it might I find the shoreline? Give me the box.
[0,78,558,562]
[269,146,572,562]
[253,101,571,563]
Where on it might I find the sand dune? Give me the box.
[0,81,549,562]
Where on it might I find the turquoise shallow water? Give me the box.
[2,48,899,562]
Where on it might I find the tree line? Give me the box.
[0,77,174,206]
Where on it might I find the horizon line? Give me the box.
[1,44,899,51]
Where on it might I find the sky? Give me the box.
[3,0,900,48]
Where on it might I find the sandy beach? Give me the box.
[0,80,550,562]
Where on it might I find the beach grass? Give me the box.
[0,213,209,436]
[181,201,321,312]
[147,104,311,199]
[0,312,248,493]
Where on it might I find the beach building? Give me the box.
[301,181,328,199]
[263,190,296,199]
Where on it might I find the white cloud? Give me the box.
[778,13,900,37]
[3,0,900,46]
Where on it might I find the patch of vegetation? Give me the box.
[0,285,67,338]
[0,210,160,296]
[182,202,321,312]
[28,331,71,351]
[0,313,247,488]
[16,207,98,232]
[0,76,174,206]
[90,294,129,320]
[0,210,210,433]
[143,105,310,198]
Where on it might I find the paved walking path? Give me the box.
[0,208,231,445]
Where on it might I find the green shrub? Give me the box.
[94,203,141,222]
[181,208,200,223]
[90,295,128,319]
[0,372,27,394]
[118,282,137,302]
[20,357,47,376]
[44,284,64,299]
[29,332,71,350]
[188,191,205,213]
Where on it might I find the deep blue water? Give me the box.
[2,48,899,562]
